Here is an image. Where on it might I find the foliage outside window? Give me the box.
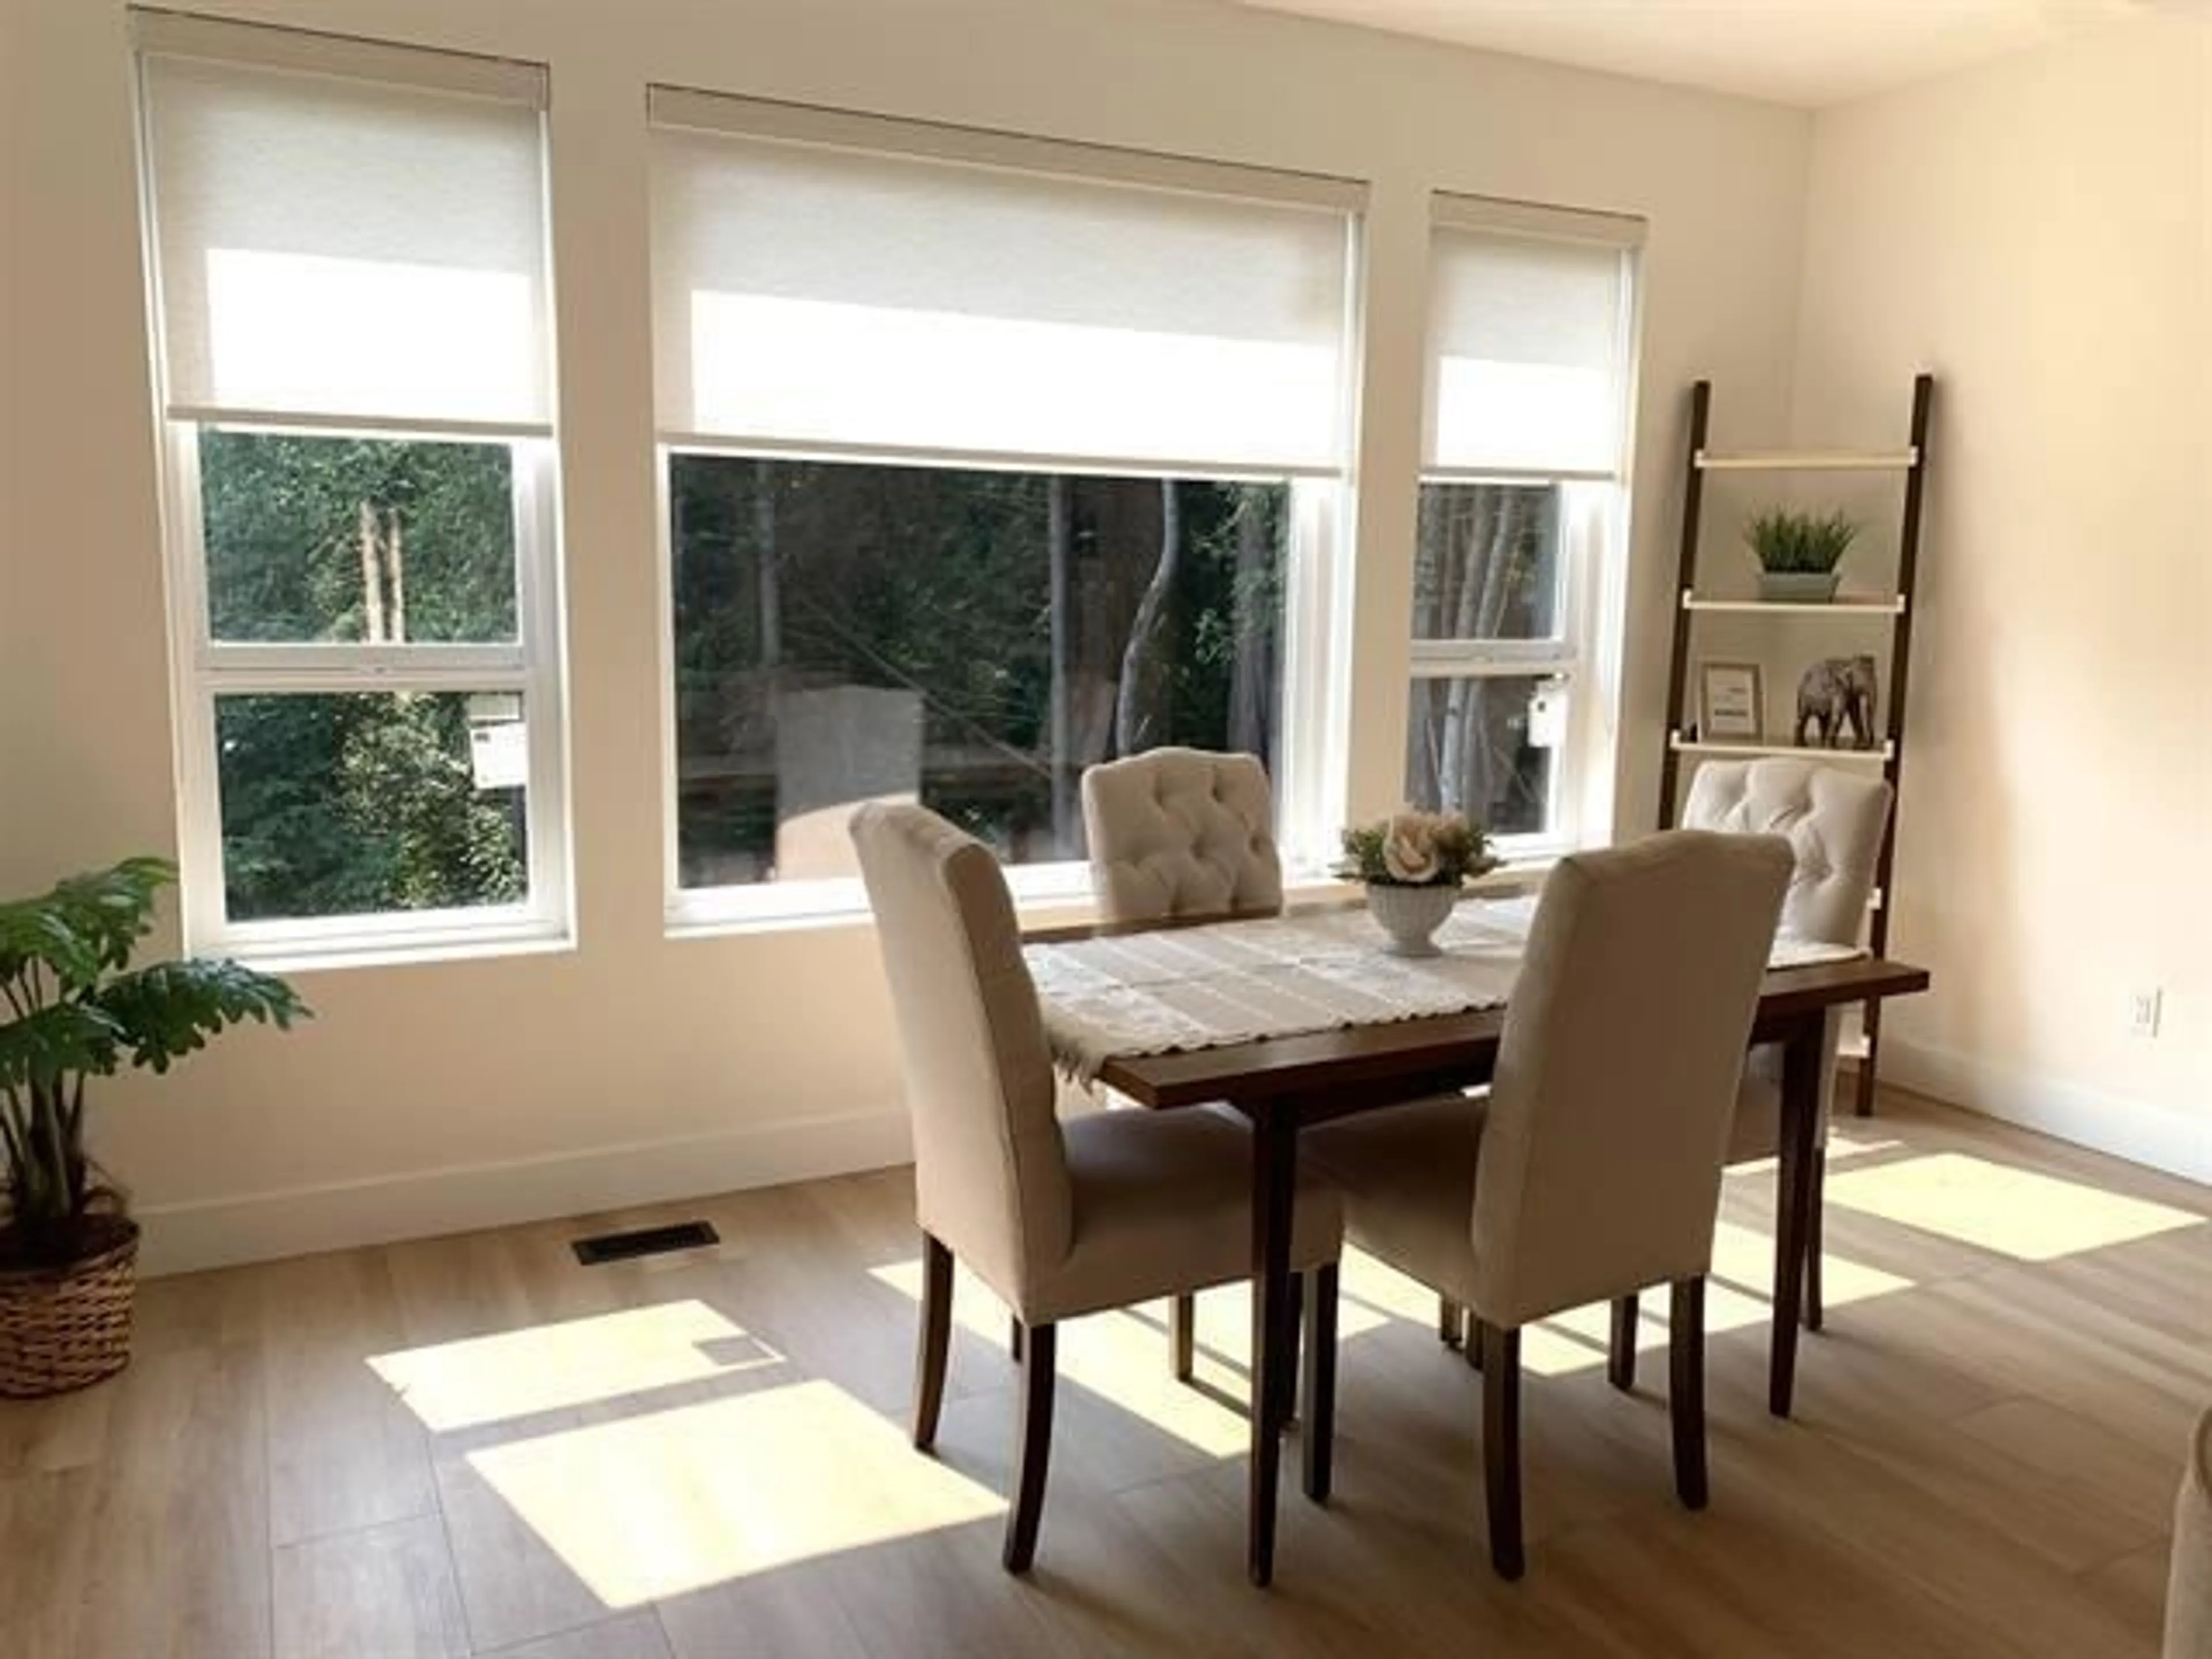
[669,457,1285,889]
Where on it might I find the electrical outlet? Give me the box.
[2127,987,2163,1039]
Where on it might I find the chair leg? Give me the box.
[1804,1149,1827,1334]
[1478,1320,1525,1581]
[1302,1264,1338,1503]
[1010,1315,1023,1365]
[1439,1296,1465,1350]
[1608,1294,1639,1391]
[1003,1322,1057,1573]
[1669,1277,1709,1512]
[914,1234,953,1452]
[1171,1293,1196,1381]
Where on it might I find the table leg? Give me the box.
[1770,1014,1823,1416]
[1247,1106,1298,1586]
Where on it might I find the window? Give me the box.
[649,93,1358,923]
[135,16,566,960]
[1409,198,1641,853]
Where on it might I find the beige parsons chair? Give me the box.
[2172,1408,2212,1658]
[1305,831,1791,1579]
[851,801,1342,1573]
[1609,757,1894,1384]
[1081,747,1283,1381]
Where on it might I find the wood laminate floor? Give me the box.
[3,1089,2206,1658]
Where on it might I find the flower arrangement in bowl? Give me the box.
[1336,809,1498,957]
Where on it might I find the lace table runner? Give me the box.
[1024,896,1862,1082]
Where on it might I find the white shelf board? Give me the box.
[1695,448,1918,473]
[1670,734,1894,764]
[1681,592,1906,615]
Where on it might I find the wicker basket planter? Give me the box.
[0,1218,141,1398]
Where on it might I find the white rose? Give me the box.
[1381,814,1441,884]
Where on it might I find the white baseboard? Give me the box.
[135,1107,915,1277]
[1880,1037,2212,1186]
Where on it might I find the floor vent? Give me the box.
[570,1220,719,1266]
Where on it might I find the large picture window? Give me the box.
[1409,199,1641,851]
[650,94,1357,922]
[135,16,566,960]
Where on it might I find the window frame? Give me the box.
[160,419,571,964]
[1410,197,1643,859]
[133,18,570,967]
[649,98,1363,935]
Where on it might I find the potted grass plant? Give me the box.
[1746,506,1859,602]
[1337,810,1497,958]
[0,857,306,1396]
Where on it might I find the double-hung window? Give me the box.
[135,16,567,962]
[1408,196,1642,854]
[647,93,1359,925]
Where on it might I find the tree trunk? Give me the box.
[1228,488,1274,759]
[1438,491,1499,813]
[754,460,781,671]
[384,508,406,644]
[1115,481,1180,755]
[1047,477,1075,847]
[358,499,386,645]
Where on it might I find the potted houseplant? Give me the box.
[0,857,306,1397]
[1337,809,1498,958]
[1746,506,1858,603]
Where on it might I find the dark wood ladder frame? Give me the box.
[1656,373,1936,1118]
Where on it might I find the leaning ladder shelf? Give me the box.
[1657,373,1936,1118]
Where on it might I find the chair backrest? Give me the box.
[1081,748,1283,923]
[851,804,1073,1308]
[1471,831,1792,1328]
[1683,758,1892,946]
[2169,1407,2212,1659]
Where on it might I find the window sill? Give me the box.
[202,921,575,976]
[664,850,1561,943]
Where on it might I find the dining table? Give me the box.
[1022,896,1932,1586]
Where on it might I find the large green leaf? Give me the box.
[0,1003,126,1090]
[0,857,173,991]
[90,959,309,1075]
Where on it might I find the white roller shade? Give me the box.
[139,46,552,430]
[649,112,1355,472]
[1426,224,1635,478]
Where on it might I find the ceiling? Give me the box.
[1219,0,2180,107]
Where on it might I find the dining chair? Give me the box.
[1081,747,1282,1382]
[1304,830,1792,1579]
[2170,1407,2212,1658]
[851,801,1343,1573]
[1607,757,1895,1386]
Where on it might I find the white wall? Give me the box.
[1793,14,2212,1181]
[0,0,1812,1271]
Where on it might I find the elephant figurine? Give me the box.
[1795,655,1879,749]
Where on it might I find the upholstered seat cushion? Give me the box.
[1025,1108,1342,1325]
[2171,1407,2212,1658]
[1082,748,1282,922]
[1304,1095,1487,1308]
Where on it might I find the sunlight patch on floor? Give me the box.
[1824,1152,2206,1263]
[370,1301,784,1432]
[1713,1218,1915,1311]
[465,1378,1002,1606]
[1728,1131,1905,1178]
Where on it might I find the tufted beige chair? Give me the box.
[852,801,1342,1573]
[1306,831,1793,1578]
[1082,747,1285,1381]
[1082,747,1283,923]
[1600,757,1893,1377]
[2171,1408,2212,1658]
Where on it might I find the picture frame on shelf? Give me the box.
[1698,660,1764,741]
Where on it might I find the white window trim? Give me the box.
[161,423,572,966]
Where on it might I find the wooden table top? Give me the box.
[1023,903,1930,1109]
